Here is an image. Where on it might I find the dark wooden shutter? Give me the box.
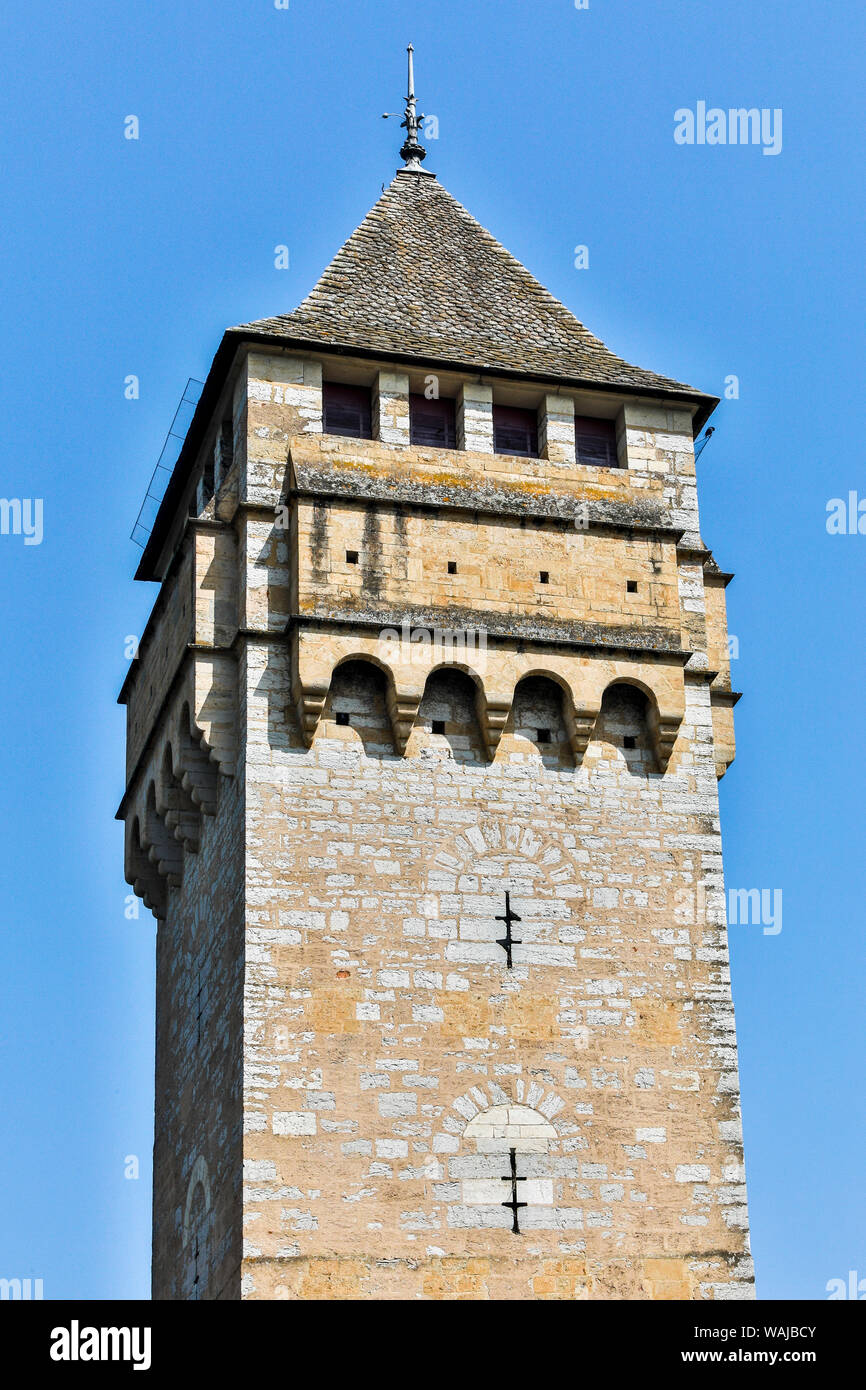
[493,405,539,458]
[323,383,373,439]
[409,394,456,448]
[575,415,619,468]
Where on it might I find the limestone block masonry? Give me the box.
[120,169,750,1301]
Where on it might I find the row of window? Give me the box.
[322,383,620,466]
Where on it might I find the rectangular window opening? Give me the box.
[627,580,638,594]
[335,711,350,726]
[575,415,619,469]
[537,728,552,744]
[493,404,539,458]
[623,735,637,750]
[409,394,457,449]
[447,560,457,574]
[431,719,446,735]
[539,571,550,584]
[346,550,359,564]
[323,382,373,439]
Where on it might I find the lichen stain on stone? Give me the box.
[310,501,329,581]
[360,507,383,598]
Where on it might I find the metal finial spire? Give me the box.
[382,44,427,172]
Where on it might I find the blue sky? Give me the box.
[0,0,863,1300]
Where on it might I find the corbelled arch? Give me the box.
[409,662,487,760]
[145,779,183,888]
[290,623,685,770]
[175,700,220,815]
[125,813,166,921]
[318,655,398,753]
[121,685,225,921]
[156,741,201,852]
[594,675,683,772]
[508,671,578,767]
[293,632,401,747]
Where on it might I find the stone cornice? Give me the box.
[287,607,692,665]
[287,473,683,541]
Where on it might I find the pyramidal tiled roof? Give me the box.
[235,170,704,398]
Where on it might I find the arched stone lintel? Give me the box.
[464,1103,558,1154]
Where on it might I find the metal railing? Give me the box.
[130,378,204,548]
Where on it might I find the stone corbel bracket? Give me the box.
[387,687,422,755]
[292,672,329,747]
[190,652,237,777]
[155,745,201,853]
[120,677,227,919]
[125,813,167,921]
[478,688,512,760]
[648,704,684,772]
[175,709,220,817]
[565,701,601,765]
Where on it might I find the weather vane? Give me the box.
[383,43,427,171]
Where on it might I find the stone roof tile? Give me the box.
[235,171,706,397]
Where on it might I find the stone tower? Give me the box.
[119,89,752,1301]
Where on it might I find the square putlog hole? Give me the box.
[626,580,638,593]
[623,735,637,749]
[447,560,457,574]
[346,550,359,565]
[536,728,552,744]
[335,712,350,726]
[539,571,550,584]
[431,719,446,735]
